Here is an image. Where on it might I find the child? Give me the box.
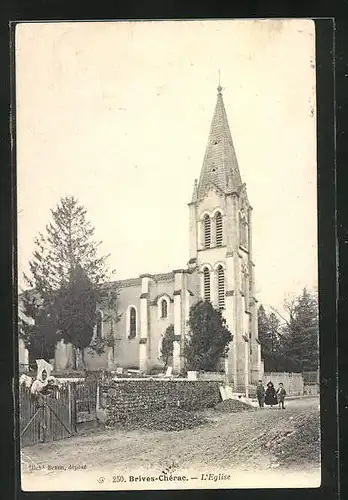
[276,383,287,409]
[256,380,265,408]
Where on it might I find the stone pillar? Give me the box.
[18,338,29,368]
[224,255,236,387]
[233,252,247,392]
[139,275,150,373]
[256,339,262,380]
[248,206,253,258]
[197,216,203,251]
[249,296,260,384]
[225,194,238,253]
[244,337,249,397]
[210,268,218,307]
[173,270,184,374]
[188,202,198,262]
[107,347,114,370]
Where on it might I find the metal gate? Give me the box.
[70,381,98,424]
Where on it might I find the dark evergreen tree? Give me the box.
[160,324,175,367]
[20,196,118,365]
[184,300,233,372]
[257,304,270,359]
[57,265,97,369]
[24,195,110,291]
[19,293,59,364]
[282,288,319,372]
[258,305,283,371]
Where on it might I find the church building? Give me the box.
[54,84,262,392]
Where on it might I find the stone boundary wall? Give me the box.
[99,379,222,419]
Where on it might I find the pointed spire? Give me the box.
[196,85,242,199]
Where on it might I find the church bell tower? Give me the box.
[188,83,262,393]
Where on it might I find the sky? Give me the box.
[15,19,317,311]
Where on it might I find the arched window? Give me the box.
[217,265,225,309]
[129,307,137,339]
[161,299,168,318]
[203,267,211,302]
[215,212,223,246]
[96,310,103,339]
[203,215,211,248]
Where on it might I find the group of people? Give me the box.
[256,380,287,409]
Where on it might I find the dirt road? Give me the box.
[21,396,320,491]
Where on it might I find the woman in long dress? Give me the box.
[265,381,277,408]
[30,369,49,396]
[30,359,54,396]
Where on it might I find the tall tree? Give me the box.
[282,288,319,372]
[57,265,97,369]
[20,196,117,365]
[24,196,110,292]
[258,305,271,359]
[160,324,175,367]
[19,293,59,363]
[258,305,284,371]
[184,300,233,372]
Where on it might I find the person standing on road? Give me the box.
[276,383,287,409]
[265,381,277,408]
[256,380,265,408]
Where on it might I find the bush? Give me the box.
[160,324,175,366]
[184,301,233,371]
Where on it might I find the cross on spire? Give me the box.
[217,69,222,94]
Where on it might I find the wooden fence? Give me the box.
[263,372,304,396]
[303,370,320,395]
[19,384,73,447]
[19,380,98,447]
[303,370,319,385]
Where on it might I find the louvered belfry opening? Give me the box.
[217,265,225,309]
[203,267,211,302]
[204,215,211,248]
[216,211,223,246]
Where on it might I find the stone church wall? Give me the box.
[187,270,200,299]
[111,283,141,369]
[148,304,173,368]
[148,278,175,368]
